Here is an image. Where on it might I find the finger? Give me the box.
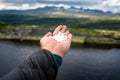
[67,33,72,41]
[53,25,63,35]
[61,25,67,33]
[44,32,52,37]
[65,30,70,36]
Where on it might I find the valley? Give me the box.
[0,7,120,48]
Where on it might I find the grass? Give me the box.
[0,14,120,30]
[0,26,120,45]
[0,14,120,47]
[0,35,42,41]
[72,36,85,43]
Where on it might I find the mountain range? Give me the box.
[0,6,120,16]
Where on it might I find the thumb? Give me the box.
[44,32,52,37]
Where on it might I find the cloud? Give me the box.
[78,0,120,13]
[0,3,71,10]
[101,0,120,13]
[0,0,120,13]
[102,0,120,7]
[0,0,101,10]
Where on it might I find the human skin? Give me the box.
[40,25,72,57]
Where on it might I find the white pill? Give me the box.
[51,32,68,42]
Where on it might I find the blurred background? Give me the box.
[0,0,120,80]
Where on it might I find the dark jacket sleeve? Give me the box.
[0,49,58,80]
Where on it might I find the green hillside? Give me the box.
[0,12,120,30]
[0,13,120,48]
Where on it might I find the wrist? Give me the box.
[50,50,64,58]
[41,46,65,57]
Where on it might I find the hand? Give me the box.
[40,25,72,57]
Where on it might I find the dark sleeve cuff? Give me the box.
[53,54,63,68]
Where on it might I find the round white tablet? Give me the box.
[51,32,68,42]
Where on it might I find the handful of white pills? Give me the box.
[51,32,68,42]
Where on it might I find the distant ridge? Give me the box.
[0,6,120,16]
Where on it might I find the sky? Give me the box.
[0,0,120,13]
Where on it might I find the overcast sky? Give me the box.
[0,0,120,13]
